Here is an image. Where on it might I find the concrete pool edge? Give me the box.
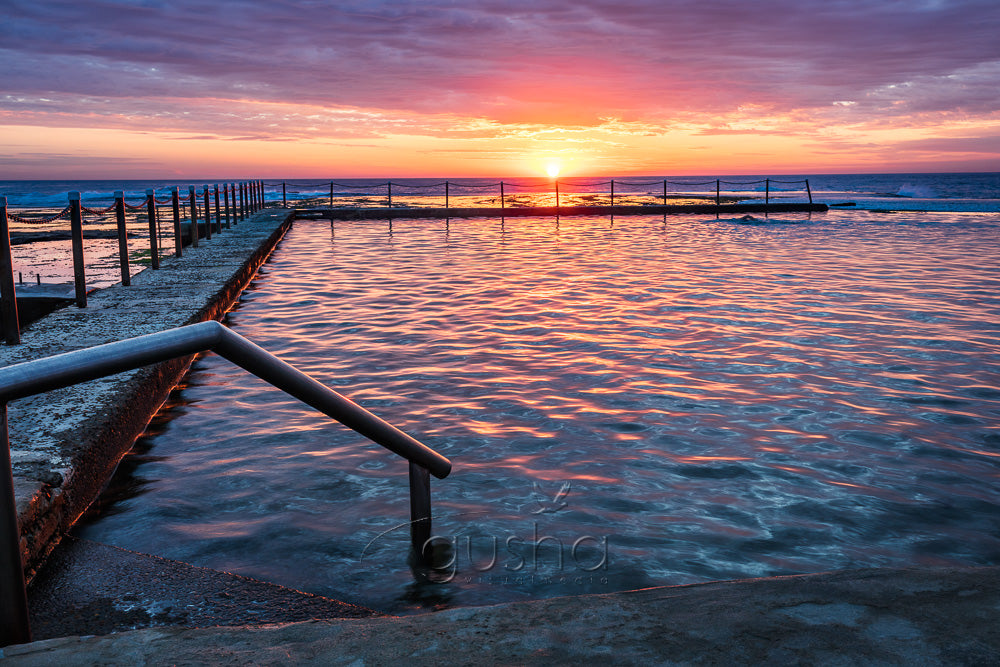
[4,208,294,579]
[5,564,999,663]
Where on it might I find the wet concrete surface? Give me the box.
[26,536,381,640]
[5,565,1000,665]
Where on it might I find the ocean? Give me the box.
[58,171,1000,614]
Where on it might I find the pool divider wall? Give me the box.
[2,209,295,586]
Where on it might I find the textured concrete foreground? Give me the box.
[4,566,999,665]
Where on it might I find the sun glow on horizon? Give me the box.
[545,161,561,178]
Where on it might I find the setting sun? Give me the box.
[545,161,561,178]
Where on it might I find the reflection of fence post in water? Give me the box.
[145,190,159,270]
[0,197,19,345]
[188,187,199,248]
[114,192,130,286]
[171,188,182,256]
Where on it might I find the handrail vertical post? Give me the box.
[145,190,159,270]
[765,178,770,210]
[409,462,432,563]
[223,184,232,229]
[387,181,392,209]
[806,179,812,204]
[329,182,333,210]
[716,179,721,207]
[188,186,199,248]
[231,183,239,224]
[171,188,182,256]
[241,182,247,219]
[445,181,449,210]
[663,179,667,206]
[69,192,87,307]
[260,180,265,208]
[214,185,221,234]
[500,181,505,209]
[282,181,287,208]
[203,186,212,240]
[0,197,20,345]
[0,401,31,646]
[114,192,130,285]
[555,179,559,210]
[610,179,615,209]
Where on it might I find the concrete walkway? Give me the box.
[4,565,999,664]
[3,209,293,577]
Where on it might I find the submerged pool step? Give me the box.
[27,535,382,640]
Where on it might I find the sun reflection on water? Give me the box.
[76,210,1000,613]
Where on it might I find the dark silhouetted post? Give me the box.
[329,182,333,210]
[663,180,667,205]
[114,192,130,286]
[806,179,812,204]
[1,402,31,645]
[145,190,159,270]
[555,180,560,209]
[716,179,721,207]
[202,186,212,240]
[409,462,431,563]
[214,184,221,234]
[445,181,449,210]
[282,181,286,208]
[171,188,182,256]
[387,181,392,209]
[69,192,87,307]
[188,186,199,248]
[240,182,247,219]
[765,178,770,207]
[610,179,615,209]
[0,197,19,345]
[500,181,505,209]
[223,184,232,229]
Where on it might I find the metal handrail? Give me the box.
[0,320,451,646]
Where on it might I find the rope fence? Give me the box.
[0,180,266,344]
[262,178,813,210]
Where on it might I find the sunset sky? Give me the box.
[1,0,999,179]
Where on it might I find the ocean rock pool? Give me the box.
[75,210,1000,613]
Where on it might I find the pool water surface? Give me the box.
[76,210,1000,613]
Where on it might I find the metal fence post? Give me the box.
[0,198,20,345]
[214,185,221,234]
[1,402,31,646]
[409,461,432,562]
[202,186,212,240]
[716,179,721,207]
[282,182,287,208]
[765,178,770,208]
[188,186,199,248]
[171,187,182,256]
[445,181,449,210]
[387,181,392,209]
[114,192,130,286]
[69,192,87,307]
[610,179,615,209]
[806,179,812,204]
[144,190,159,270]
[663,180,667,206]
[500,181,505,209]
